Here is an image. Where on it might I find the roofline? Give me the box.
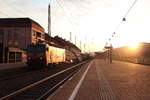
[0,17,44,31]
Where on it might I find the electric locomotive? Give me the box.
[27,43,65,68]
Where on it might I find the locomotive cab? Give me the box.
[27,43,66,68]
[27,43,48,68]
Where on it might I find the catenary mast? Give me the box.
[48,3,51,37]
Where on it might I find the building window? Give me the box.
[32,30,36,37]
[16,52,22,62]
[36,32,41,38]
[9,52,15,63]
[0,29,4,43]
[41,34,45,39]
[7,29,13,40]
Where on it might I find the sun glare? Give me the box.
[128,42,139,49]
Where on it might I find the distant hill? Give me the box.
[113,42,150,58]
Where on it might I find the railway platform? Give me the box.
[47,59,150,100]
[0,62,26,70]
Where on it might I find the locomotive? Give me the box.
[27,43,79,68]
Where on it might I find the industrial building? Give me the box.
[0,18,45,63]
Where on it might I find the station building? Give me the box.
[0,18,45,63]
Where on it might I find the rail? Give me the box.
[0,61,87,100]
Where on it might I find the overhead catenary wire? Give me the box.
[104,0,139,47]
[0,10,10,17]
[55,0,77,32]
[54,0,83,48]
[123,0,138,19]
[1,0,49,19]
[1,2,29,17]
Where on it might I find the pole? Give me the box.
[110,44,112,64]
[84,43,85,53]
[84,37,86,52]
[80,41,82,52]
[75,36,76,45]
[70,32,72,42]
[2,32,5,63]
[48,3,51,37]
[105,45,112,64]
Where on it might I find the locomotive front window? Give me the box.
[27,46,46,53]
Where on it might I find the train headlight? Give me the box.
[28,57,31,60]
[40,57,43,60]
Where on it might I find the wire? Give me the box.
[0,10,10,17]
[104,0,139,48]
[55,0,77,31]
[2,0,48,18]
[2,2,29,17]
[124,0,138,19]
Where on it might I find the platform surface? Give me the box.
[0,62,26,70]
[47,59,150,100]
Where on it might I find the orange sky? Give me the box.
[0,0,150,52]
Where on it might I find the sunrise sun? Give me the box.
[128,42,139,49]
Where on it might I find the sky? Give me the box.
[0,0,150,52]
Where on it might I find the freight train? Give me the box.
[26,43,81,68]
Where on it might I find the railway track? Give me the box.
[0,61,88,100]
[0,63,79,97]
[0,62,75,81]
[0,63,69,81]
[0,68,47,81]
